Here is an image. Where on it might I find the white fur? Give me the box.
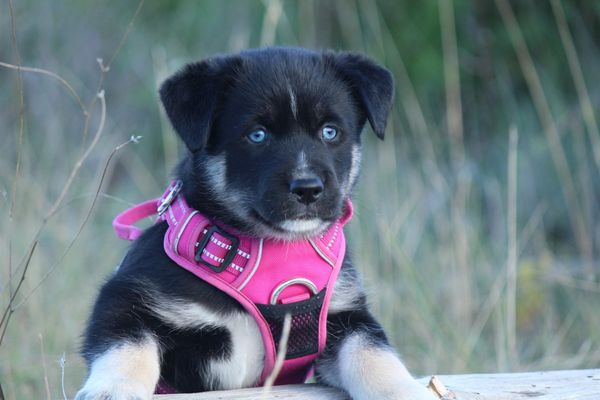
[204,154,252,222]
[151,295,264,390]
[337,334,436,400]
[75,337,160,400]
[329,269,363,313]
[152,298,224,330]
[279,218,323,233]
[205,154,227,194]
[342,145,362,196]
[287,81,298,119]
[208,311,264,389]
[297,151,308,172]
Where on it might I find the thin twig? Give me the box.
[0,89,106,294]
[80,0,144,149]
[262,313,292,391]
[2,0,145,299]
[59,353,67,400]
[0,61,87,114]
[80,60,105,150]
[46,90,106,220]
[0,0,146,355]
[8,243,13,301]
[14,136,139,309]
[107,0,145,69]
[0,241,37,346]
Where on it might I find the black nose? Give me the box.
[289,177,324,204]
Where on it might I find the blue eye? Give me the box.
[247,129,267,144]
[321,126,338,141]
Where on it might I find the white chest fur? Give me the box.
[152,296,264,389]
[207,311,264,389]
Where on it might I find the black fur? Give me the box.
[80,47,395,395]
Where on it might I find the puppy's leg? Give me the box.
[317,311,435,400]
[317,263,435,400]
[75,336,160,400]
[76,277,161,400]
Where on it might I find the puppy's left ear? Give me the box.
[329,53,394,140]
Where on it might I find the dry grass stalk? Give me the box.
[0,242,37,346]
[38,334,51,400]
[439,0,464,155]
[46,91,107,219]
[260,0,283,46]
[262,313,292,392]
[0,0,146,352]
[550,0,600,172]
[495,0,592,263]
[0,61,86,113]
[7,0,24,221]
[440,0,473,326]
[13,136,141,311]
[506,126,519,368]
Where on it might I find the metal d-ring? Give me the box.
[270,278,318,305]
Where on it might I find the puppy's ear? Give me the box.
[159,56,242,152]
[329,53,394,140]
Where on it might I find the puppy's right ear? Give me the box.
[159,56,242,152]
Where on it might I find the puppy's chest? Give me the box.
[206,311,265,389]
[160,305,265,390]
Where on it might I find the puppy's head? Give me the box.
[160,47,393,240]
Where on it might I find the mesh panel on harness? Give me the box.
[257,290,325,359]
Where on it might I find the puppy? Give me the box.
[76,47,435,400]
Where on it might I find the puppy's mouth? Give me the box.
[278,218,324,233]
[250,209,330,238]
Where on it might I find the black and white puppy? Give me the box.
[76,47,435,400]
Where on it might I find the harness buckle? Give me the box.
[157,180,183,216]
[195,225,240,273]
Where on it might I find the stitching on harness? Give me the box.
[327,223,339,249]
[201,249,244,272]
[200,229,251,259]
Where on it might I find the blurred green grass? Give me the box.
[1,0,600,398]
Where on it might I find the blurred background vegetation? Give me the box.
[1,0,600,398]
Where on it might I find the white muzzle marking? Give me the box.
[280,218,323,233]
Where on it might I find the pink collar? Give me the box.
[113,181,352,388]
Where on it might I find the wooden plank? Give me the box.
[154,369,600,399]
[426,369,600,400]
[154,384,349,399]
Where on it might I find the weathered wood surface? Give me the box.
[155,384,348,399]
[154,369,600,399]
[428,369,600,399]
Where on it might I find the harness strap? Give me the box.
[112,183,253,275]
[112,199,159,241]
[112,181,351,389]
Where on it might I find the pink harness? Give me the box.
[112,181,351,387]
